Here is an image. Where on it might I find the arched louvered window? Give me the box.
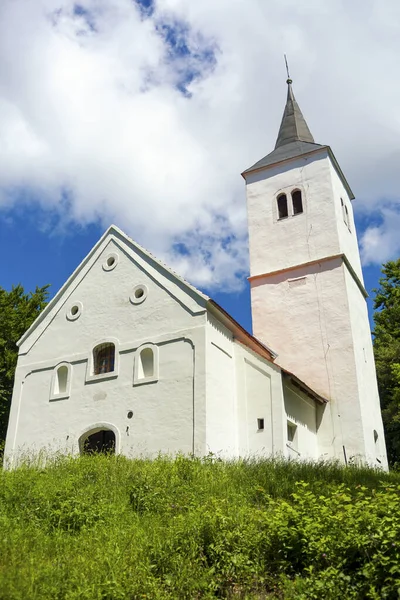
[277,194,288,219]
[292,190,303,215]
[93,343,115,375]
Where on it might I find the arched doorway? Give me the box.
[81,429,116,454]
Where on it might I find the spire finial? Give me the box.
[274,65,314,149]
[284,54,292,84]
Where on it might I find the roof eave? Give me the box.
[327,147,355,200]
[282,370,329,405]
[241,145,329,179]
[241,145,355,200]
[17,224,210,348]
[207,299,277,361]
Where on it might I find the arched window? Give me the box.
[292,190,303,215]
[134,344,159,385]
[50,362,71,400]
[277,194,288,219]
[55,365,68,395]
[138,348,154,379]
[93,343,115,375]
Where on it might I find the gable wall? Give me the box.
[5,238,209,462]
[19,239,205,364]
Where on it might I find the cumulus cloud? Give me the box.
[0,0,400,290]
[360,205,400,266]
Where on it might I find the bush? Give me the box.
[0,455,399,599]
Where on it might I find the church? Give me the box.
[4,79,388,469]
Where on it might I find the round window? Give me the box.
[103,252,119,271]
[130,284,148,305]
[66,301,83,321]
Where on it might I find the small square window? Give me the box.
[257,418,264,431]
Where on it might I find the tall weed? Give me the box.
[0,454,399,599]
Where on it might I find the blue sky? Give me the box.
[0,0,399,336]
[0,202,384,334]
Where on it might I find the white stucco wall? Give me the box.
[234,343,286,457]
[245,149,341,277]
[343,267,387,468]
[283,380,318,460]
[245,151,387,467]
[205,314,237,457]
[328,161,363,283]
[5,235,209,465]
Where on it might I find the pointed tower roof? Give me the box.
[275,78,315,148]
[242,78,325,176]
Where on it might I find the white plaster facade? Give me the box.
[245,148,387,468]
[4,82,388,469]
[4,226,325,467]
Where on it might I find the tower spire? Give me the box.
[274,77,315,149]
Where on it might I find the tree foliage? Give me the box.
[0,285,49,444]
[373,259,400,466]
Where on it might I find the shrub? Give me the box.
[0,455,399,599]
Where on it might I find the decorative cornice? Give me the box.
[249,253,368,299]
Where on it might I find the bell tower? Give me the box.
[243,78,387,467]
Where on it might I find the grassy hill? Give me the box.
[0,455,400,599]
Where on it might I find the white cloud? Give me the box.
[360,205,400,266]
[0,0,400,289]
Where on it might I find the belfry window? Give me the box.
[292,190,303,215]
[93,343,115,375]
[277,194,288,219]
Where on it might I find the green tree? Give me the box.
[0,285,49,446]
[373,259,400,466]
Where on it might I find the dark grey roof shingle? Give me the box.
[275,80,314,148]
[243,80,324,175]
[242,140,325,174]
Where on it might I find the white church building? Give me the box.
[4,79,388,468]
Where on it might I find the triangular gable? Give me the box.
[18,225,210,353]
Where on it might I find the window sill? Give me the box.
[85,371,118,384]
[49,393,70,402]
[133,375,158,387]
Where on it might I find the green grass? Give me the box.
[0,454,400,599]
